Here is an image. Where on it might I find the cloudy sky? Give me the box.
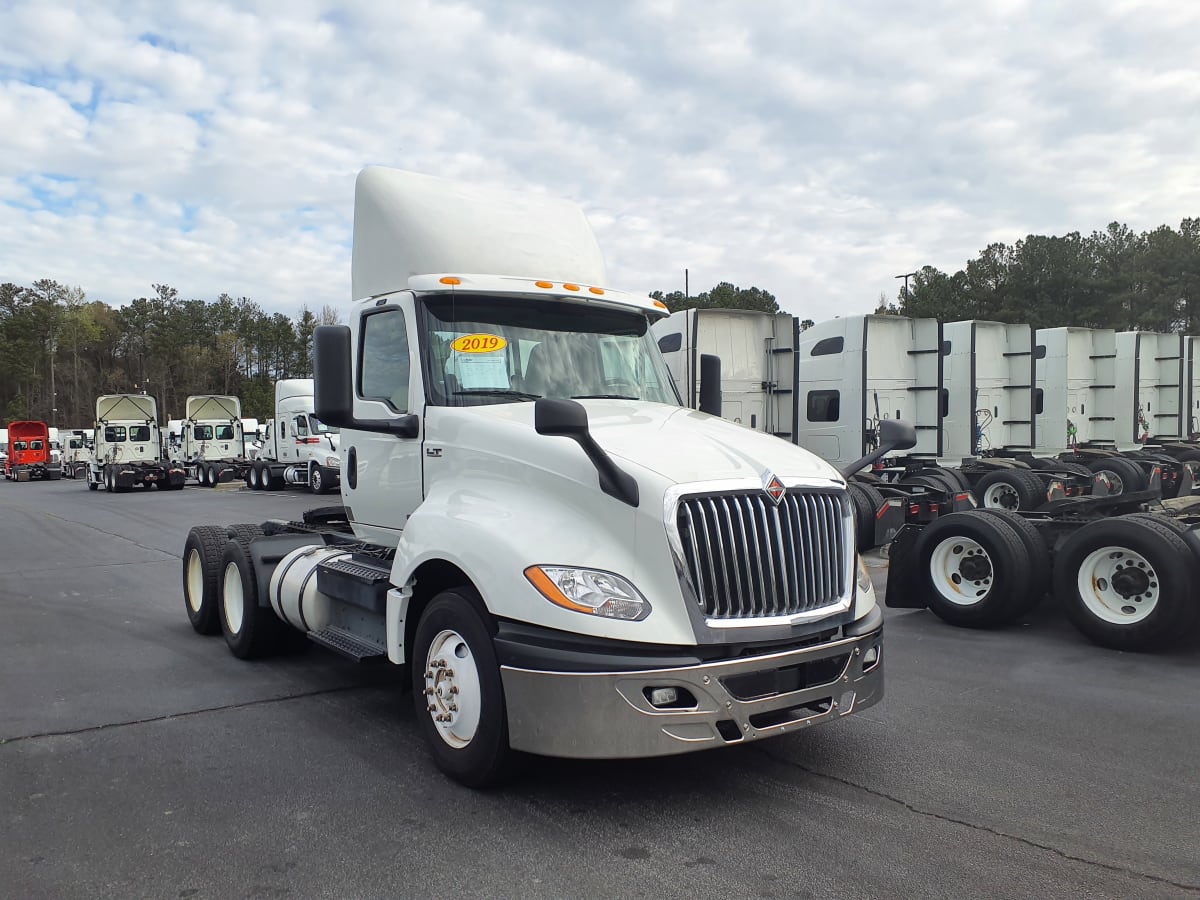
[2,0,1199,322]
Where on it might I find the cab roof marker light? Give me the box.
[653,299,668,310]
[588,286,605,295]
[535,280,554,289]
[563,283,580,291]
[439,276,462,285]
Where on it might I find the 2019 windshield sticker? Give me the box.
[451,334,508,354]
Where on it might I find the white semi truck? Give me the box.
[60,429,92,478]
[245,379,341,493]
[177,395,250,487]
[86,394,185,492]
[181,167,913,786]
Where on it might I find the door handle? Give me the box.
[347,446,358,489]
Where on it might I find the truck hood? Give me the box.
[461,399,844,486]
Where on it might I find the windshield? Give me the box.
[308,414,338,435]
[421,296,679,407]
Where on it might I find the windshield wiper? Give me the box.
[453,389,541,400]
[571,394,639,400]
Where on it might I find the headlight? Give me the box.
[856,555,873,594]
[524,566,651,621]
[325,455,340,468]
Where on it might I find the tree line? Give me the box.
[0,280,339,427]
[886,219,1200,333]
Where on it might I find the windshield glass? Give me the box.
[308,415,338,435]
[421,297,678,407]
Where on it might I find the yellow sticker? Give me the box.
[451,333,508,354]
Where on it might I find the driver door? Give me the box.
[342,304,423,543]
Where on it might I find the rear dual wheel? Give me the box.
[1084,457,1149,495]
[1054,515,1200,651]
[974,469,1046,511]
[914,511,1038,628]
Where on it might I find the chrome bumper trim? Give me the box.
[501,627,883,759]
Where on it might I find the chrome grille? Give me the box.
[677,490,850,619]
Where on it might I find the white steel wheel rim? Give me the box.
[222,561,245,634]
[1095,469,1125,494]
[983,482,1020,510]
[311,469,322,491]
[186,549,204,612]
[929,536,994,606]
[248,467,259,488]
[1076,545,1159,624]
[423,629,482,749]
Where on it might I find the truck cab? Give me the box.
[182,168,912,786]
[244,379,341,493]
[4,421,60,481]
[179,395,248,486]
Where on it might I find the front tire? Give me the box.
[309,465,325,495]
[412,587,513,788]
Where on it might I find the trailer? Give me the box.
[177,395,251,487]
[86,395,185,492]
[3,421,61,482]
[180,167,914,786]
[244,379,341,494]
[1035,327,1195,498]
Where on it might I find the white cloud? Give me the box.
[1,0,1199,323]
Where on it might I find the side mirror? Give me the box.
[839,418,918,477]
[535,398,589,437]
[698,353,722,416]
[314,325,353,428]
[534,398,638,507]
[878,417,916,452]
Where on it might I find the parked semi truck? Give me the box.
[86,394,185,492]
[60,429,92,478]
[177,395,250,486]
[3,421,60,481]
[181,167,914,786]
[245,379,341,493]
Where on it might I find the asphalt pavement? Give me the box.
[1,479,1198,899]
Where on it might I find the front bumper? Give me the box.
[501,620,884,759]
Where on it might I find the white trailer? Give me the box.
[181,167,913,786]
[245,379,341,494]
[86,395,185,492]
[177,395,250,487]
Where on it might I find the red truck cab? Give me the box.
[4,420,61,481]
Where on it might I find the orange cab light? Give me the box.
[653,299,668,310]
[563,283,580,291]
[588,286,605,295]
[535,280,554,289]
[439,276,462,285]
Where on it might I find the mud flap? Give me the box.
[882,524,926,609]
[873,498,906,547]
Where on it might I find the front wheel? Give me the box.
[309,465,325,495]
[411,587,514,787]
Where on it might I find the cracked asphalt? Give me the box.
[1,479,1198,899]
